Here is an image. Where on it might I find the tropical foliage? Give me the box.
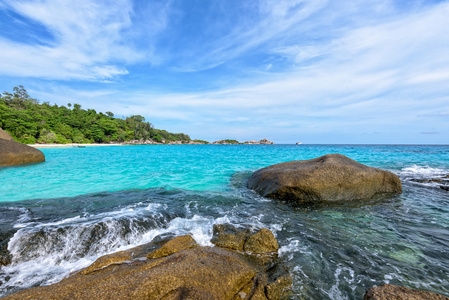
[0,86,190,144]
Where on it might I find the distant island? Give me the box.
[211,139,274,145]
[0,86,273,146]
[125,139,274,145]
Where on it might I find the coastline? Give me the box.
[28,138,276,148]
[28,143,125,148]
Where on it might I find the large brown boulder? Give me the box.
[364,284,449,300]
[248,154,402,203]
[5,229,292,300]
[0,139,45,166]
[0,128,14,140]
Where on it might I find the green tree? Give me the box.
[0,86,192,144]
[90,125,105,142]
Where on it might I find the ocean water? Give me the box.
[0,144,448,299]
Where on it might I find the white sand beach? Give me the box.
[28,143,125,148]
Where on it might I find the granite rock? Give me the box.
[0,139,45,166]
[4,229,292,300]
[364,284,449,300]
[0,128,14,141]
[248,154,402,203]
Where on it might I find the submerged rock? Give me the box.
[5,228,292,300]
[248,154,402,203]
[364,284,449,300]
[409,177,449,192]
[0,139,45,167]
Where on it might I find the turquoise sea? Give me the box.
[0,144,448,299]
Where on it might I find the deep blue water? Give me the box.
[0,144,448,299]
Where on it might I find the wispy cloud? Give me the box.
[421,130,439,135]
[107,1,449,142]
[0,0,138,80]
[164,0,330,71]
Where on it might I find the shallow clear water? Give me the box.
[0,144,448,299]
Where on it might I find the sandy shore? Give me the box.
[28,143,125,148]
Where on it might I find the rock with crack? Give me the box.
[4,227,292,300]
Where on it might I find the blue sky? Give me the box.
[0,0,448,144]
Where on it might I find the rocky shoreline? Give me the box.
[123,138,275,145]
[2,127,275,147]
[4,226,293,300]
[4,225,448,299]
[212,138,274,145]
[26,138,275,147]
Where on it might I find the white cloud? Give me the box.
[169,0,430,72]
[408,70,449,84]
[3,0,449,143]
[171,0,329,71]
[110,1,449,142]
[0,0,139,80]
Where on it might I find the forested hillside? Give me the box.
[0,86,190,144]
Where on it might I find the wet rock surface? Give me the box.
[4,227,292,300]
[211,225,280,255]
[211,224,251,251]
[0,231,14,266]
[409,175,449,191]
[364,284,449,300]
[146,234,199,259]
[0,139,45,166]
[248,153,402,203]
[243,228,279,254]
